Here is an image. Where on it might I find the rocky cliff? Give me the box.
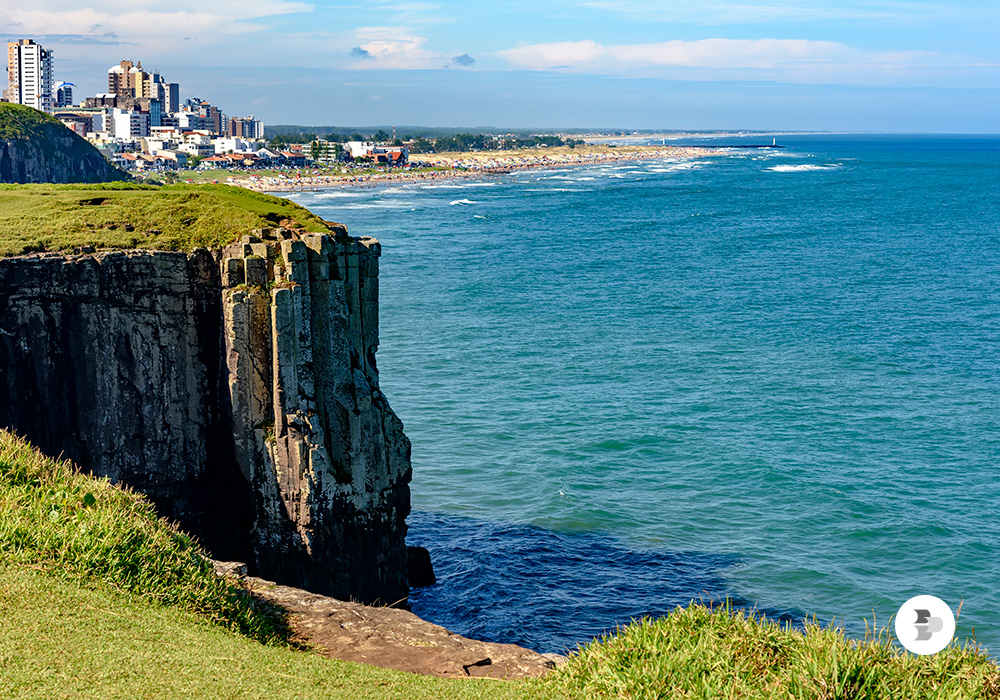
[0,227,411,604]
[0,103,127,184]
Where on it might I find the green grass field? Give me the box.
[0,182,333,257]
[2,429,997,699]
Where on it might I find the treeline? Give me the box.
[266,129,586,153]
[269,130,404,149]
[411,134,586,153]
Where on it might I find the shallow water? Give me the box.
[286,135,1000,654]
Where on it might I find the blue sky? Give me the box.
[3,0,999,130]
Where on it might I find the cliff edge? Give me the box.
[0,103,128,184]
[0,217,412,605]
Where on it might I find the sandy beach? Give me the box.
[224,144,720,193]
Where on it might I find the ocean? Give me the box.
[284,134,1000,655]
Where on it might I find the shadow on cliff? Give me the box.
[406,511,806,655]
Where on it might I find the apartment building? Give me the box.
[4,39,55,113]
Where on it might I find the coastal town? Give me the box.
[2,37,718,189]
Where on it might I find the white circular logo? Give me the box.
[894,595,956,655]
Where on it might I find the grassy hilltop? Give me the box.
[1,429,998,699]
[0,103,129,184]
[0,182,334,257]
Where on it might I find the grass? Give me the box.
[2,429,998,699]
[0,102,65,141]
[557,604,1000,699]
[0,182,333,257]
[0,567,551,700]
[0,429,288,645]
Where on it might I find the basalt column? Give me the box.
[222,232,411,605]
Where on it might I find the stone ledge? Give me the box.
[225,564,565,680]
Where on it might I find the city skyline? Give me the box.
[2,1,999,131]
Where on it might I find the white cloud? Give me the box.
[499,38,853,71]
[0,1,312,42]
[350,26,445,68]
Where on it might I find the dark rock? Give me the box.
[408,546,436,587]
[0,232,412,605]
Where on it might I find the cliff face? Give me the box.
[0,229,411,604]
[0,103,127,184]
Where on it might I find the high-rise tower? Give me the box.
[4,39,55,113]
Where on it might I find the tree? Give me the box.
[410,137,435,154]
[372,129,390,143]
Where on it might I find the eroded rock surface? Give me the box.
[221,232,411,603]
[0,228,412,605]
[241,571,563,679]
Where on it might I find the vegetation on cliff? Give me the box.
[0,103,129,184]
[559,606,999,699]
[0,430,288,645]
[2,429,998,698]
[0,182,334,257]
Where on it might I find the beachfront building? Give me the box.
[108,60,169,104]
[54,81,75,108]
[214,137,259,154]
[56,112,93,137]
[180,98,226,136]
[109,108,150,139]
[5,39,55,113]
[229,115,264,140]
[344,140,408,164]
[345,141,375,159]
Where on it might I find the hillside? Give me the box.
[0,103,129,184]
[0,182,335,257]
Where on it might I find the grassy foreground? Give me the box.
[0,182,332,257]
[2,429,998,699]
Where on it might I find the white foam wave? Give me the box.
[768,163,842,173]
[313,191,366,199]
[450,199,478,205]
[333,202,414,210]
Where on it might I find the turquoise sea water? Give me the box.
[285,135,1000,654]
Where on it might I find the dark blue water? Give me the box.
[286,135,1000,654]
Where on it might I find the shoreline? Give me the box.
[222,144,722,193]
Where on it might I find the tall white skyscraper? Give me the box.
[5,39,55,113]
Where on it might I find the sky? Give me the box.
[2,0,999,131]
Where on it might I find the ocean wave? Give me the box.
[649,161,706,173]
[768,163,842,172]
[450,199,478,205]
[523,188,586,193]
[313,191,366,199]
[419,182,499,190]
[329,202,415,209]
